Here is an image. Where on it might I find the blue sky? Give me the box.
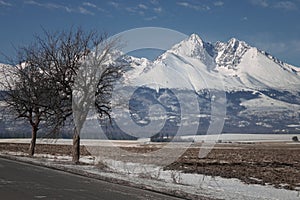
[0,0,300,66]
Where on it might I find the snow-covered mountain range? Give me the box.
[113,34,300,136]
[123,33,300,92]
[1,34,300,138]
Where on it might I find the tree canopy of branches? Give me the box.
[0,27,123,161]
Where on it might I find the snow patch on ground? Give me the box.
[183,133,300,143]
[1,133,300,145]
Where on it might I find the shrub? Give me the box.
[292,136,299,142]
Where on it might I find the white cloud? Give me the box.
[150,0,159,5]
[82,2,105,12]
[138,4,148,10]
[0,0,12,6]
[154,7,162,13]
[25,1,46,9]
[177,1,210,11]
[274,1,298,11]
[65,7,72,13]
[25,0,61,9]
[125,7,136,13]
[214,1,224,7]
[250,0,269,7]
[124,6,146,16]
[82,2,97,8]
[108,1,163,18]
[144,16,158,21]
[108,2,119,9]
[250,0,298,11]
[241,16,248,21]
[177,2,189,7]
[24,1,95,15]
[79,6,94,15]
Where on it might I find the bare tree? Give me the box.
[72,37,123,163]
[0,62,61,156]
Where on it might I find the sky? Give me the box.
[0,0,300,66]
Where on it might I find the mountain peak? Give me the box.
[228,37,238,44]
[164,33,214,67]
[187,33,204,47]
[228,37,249,48]
[215,37,251,69]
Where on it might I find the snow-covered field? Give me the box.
[1,133,299,145]
[105,159,300,200]
[184,133,300,143]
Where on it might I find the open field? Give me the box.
[1,135,300,191]
[165,142,300,190]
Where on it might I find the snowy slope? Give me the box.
[0,63,13,91]
[232,48,300,90]
[129,53,222,92]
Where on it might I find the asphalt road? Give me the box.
[0,157,183,200]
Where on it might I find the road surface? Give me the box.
[0,157,183,200]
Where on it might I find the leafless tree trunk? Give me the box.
[72,129,80,163]
[29,124,38,156]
